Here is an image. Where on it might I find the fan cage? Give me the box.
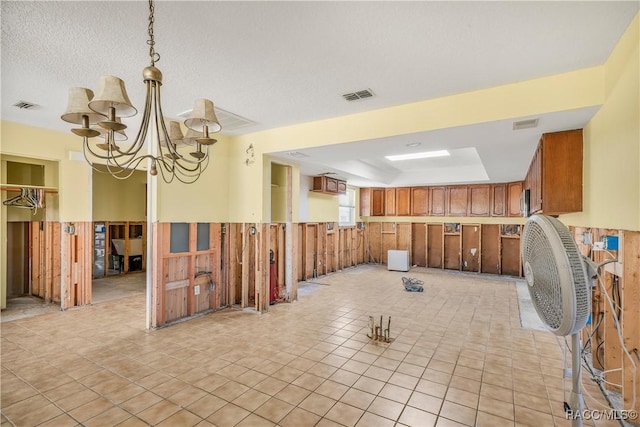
[521,215,590,336]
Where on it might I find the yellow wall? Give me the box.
[307,192,339,223]
[562,14,640,231]
[93,167,146,221]
[156,135,231,223]
[271,163,288,222]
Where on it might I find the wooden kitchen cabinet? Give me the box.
[410,187,429,216]
[524,129,583,215]
[359,188,371,216]
[507,181,523,217]
[312,176,345,194]
[491,184,506,217]
[395,187,411,216]
[469,185,490,216]
[429,187,446,216]
[385,188,396,216]
[371,188,385,216]
[446,185,468,216]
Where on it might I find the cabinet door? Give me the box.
[396,187,411,216]
[429,187,446,216]
[371,188,385,216]
[469,185,490,216]
[312,176,325,192]
[385,188,396,216]
[337,180,347,194]
[446,186,468,216]
[410,187,429,216]
[491,184,506,217]
[325,177,338,193]
[540,129,583,214]
[359,188,371,216]
[507,181,523,217]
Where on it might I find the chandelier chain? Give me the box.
[147,0,160,66]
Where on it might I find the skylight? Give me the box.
[385,150,450,161]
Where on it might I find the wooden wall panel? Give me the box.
[621,231,640,413]
[356,229,365,265]
[443,234,461,270]
[366,222,382,263]
[411,223,427,267]
[427,224,443,268]
[396,223,411,252]
[304,224,317,279]
[165,285,188,323]
[461,224,480,272]
[500,237,520,276]
[481,224,500,274]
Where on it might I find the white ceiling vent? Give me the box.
[287,151,309,158]
[342,89,374,102]
[12,100,40,110]
[178,106,256,132]
[513,118,539,130]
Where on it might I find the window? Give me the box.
[338,188,356,227]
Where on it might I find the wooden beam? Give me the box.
[622,230,640,413]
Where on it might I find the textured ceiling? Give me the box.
[2,1,638,186]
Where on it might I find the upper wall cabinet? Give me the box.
[396,187,411,216]
[469,185,491,216]
[312,176,346,195]
[524,129,583,215]
[446,185,468,216]
[410,187,429,216]
[359,181,524,218]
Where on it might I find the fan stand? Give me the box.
[570,333,585,427]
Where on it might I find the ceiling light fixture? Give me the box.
[61,0,220,184]
[385,150,450,161]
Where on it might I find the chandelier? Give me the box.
[61,0,220,184]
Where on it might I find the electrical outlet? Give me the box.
[194,285,200,295]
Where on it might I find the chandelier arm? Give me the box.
[154,156,177,184]
[112,81,155,158]
[154,86,210,173]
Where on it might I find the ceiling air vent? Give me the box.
[287,151,309,158]
[342,89,374,102]
[12,100,40,110]
[513,118,539,130]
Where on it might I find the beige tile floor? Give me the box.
[1,265,618,427]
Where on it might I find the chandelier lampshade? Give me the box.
[61,88,104,125]
[61,0,220,184]
[88,75,137,118]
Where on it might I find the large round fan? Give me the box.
[521,214,590,336]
